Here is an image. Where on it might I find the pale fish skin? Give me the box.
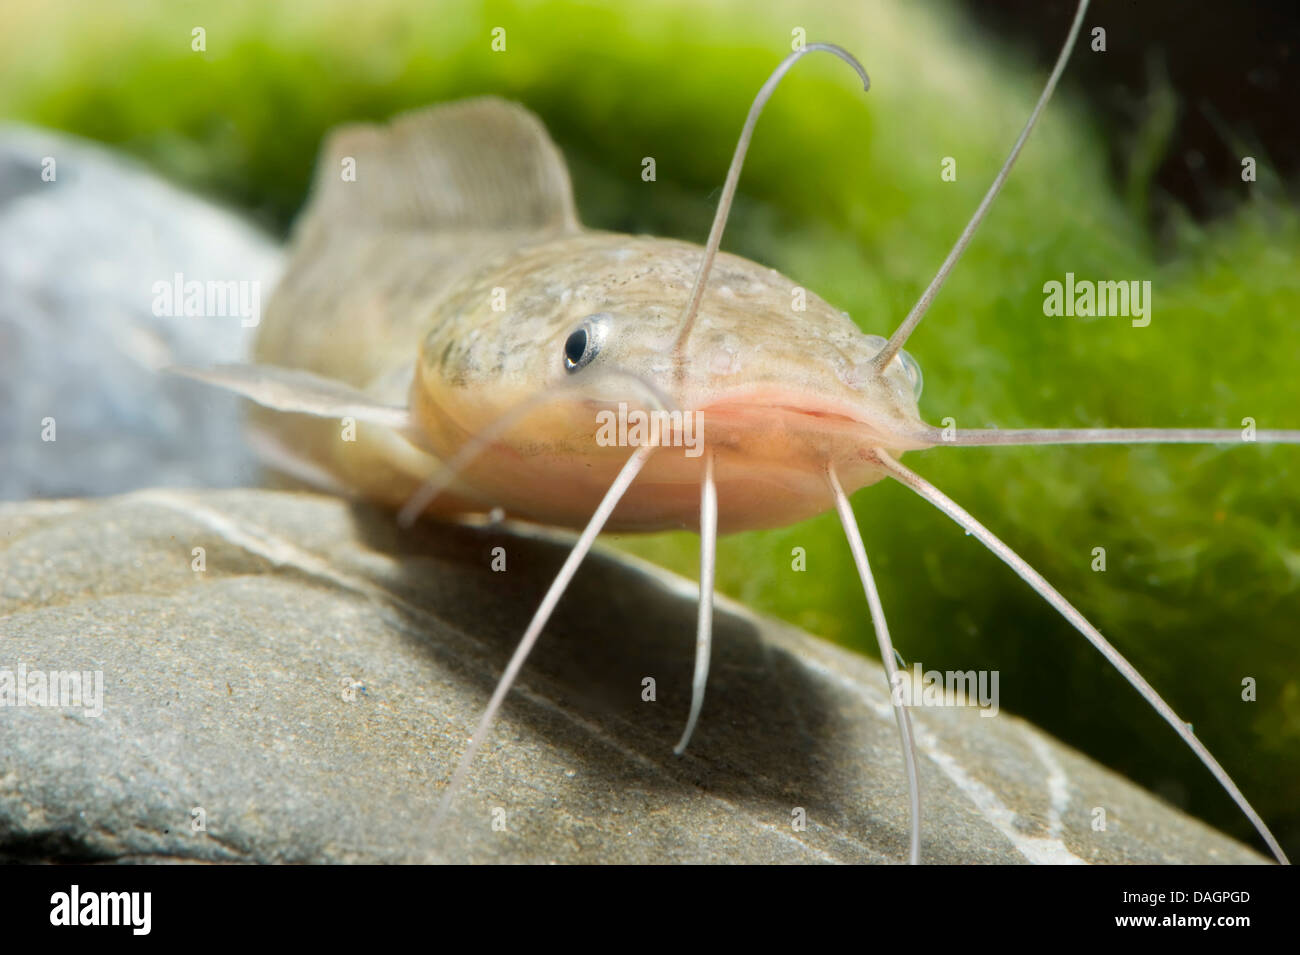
[253,97,931,532]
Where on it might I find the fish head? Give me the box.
[416,232,932,531]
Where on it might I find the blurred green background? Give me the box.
[4,0,1296,857]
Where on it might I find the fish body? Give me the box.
[253,98,929,532]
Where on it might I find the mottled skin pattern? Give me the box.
[417,232,930,531]
[252,230,520,514]
[253,100,932,532]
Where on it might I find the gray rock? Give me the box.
[0,489,1265,863]
[0,126,280,500]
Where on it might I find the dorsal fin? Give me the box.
[298,97,580,238]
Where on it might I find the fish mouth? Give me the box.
[765,404,860,424]
[699,388,931,450]
[702,389,862,424]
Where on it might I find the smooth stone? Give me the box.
[0,125,280,500]
[0,489,1265,863]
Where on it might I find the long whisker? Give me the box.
[920,425,1300,447]
[433,444,657,828]
[398,367,675,527]
[828,465,922,865]
[674,451,718,756]
[875,450,1290,865]
[671,43,870,360]
[871,0,1091,371]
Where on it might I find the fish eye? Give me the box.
[564,329,587,366]
[563,313,610,372]
[897,348,923,401]
[864,334,923,401]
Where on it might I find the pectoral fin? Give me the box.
[169,363,416,435]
